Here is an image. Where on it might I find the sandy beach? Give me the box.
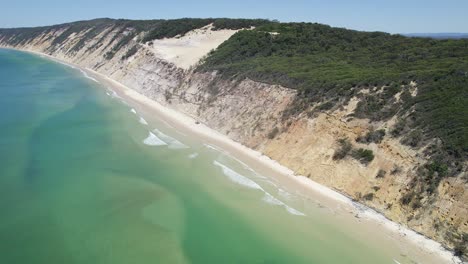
[16,48,462,264]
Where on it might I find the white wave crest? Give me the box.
[204,143,222,152]
[79,69,99,83]
[110,90,122,99]
[262,193,284,206]
[139,117,148,125]
[143,132,167,146]
[57,60,76,69]
[213,160,305,216]
[263,192,305,215]
[285,206,306,216]
[278,188,292,199]
[213,161,263,190]
[153,128,189,149]
[130,108,137,114]
[188,153,199,159]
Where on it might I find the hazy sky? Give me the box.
[1,0,467,33]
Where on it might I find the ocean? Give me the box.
[0,49,434,263]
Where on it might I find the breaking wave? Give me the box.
[213,161,305,216]
[153,128,189,149]
[262,192,284,206]
[139,117,148,125]
[188,153,199,159]
[143,132,167,146]
[213,161,263,190]
[79,69,99,83]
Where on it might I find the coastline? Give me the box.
[4,47,461,264]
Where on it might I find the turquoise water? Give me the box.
[0,49,419,263]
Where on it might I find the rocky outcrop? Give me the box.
[1,22,466,257]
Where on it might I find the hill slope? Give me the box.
[0,18,467,259]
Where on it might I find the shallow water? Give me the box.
[0,49,431,263]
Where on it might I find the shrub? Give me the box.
[333,138,352,160]
[267,127,280,139]
[390,120,407,137]
[317,101,334,111]
[362,193,374,201]
[418,161,448,194]
[104,51,114,60]
[121,45,139,60]
[390,165,402,175]
[400,191,415,205]
[401,129,423,147]
[164,90,172,102]
[351,148,375,165]
[356,129,386,144]
[411,197,422,209]
[454,233,468,257]
[376,169,386,178]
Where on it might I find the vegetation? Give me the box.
[333,138,374,165]
[333,138,352,160]
[351,148,375,165]
[362,193,374,201]
[121,45,139,60]
[375,169,386,178]
[356,129,386,144]
[390,165,402,175]
[104,31,137,60]
[267,127,280,139]
[454,233,468,257]
[401,129,423,147]
[200,22,468,95]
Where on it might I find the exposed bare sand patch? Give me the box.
[144,24,239,69]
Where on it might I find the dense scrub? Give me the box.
[200,22,468,90]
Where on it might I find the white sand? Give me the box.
[14,48,462,264]
[144,24,238,69]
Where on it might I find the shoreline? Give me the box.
[4,47,461,264]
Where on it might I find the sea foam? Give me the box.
[262,192,284,206]
[79,69,99,83]
[153,128,189,149]
[204,143,223,152]
[284,206,306,216]
[143,132,167,146]
[213,160,305,216]
[213,161,263,190]
[188,153,199,159]
[213,161,305,216]
[139,117,148,125]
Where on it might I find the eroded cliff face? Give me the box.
[1,23,466,255]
